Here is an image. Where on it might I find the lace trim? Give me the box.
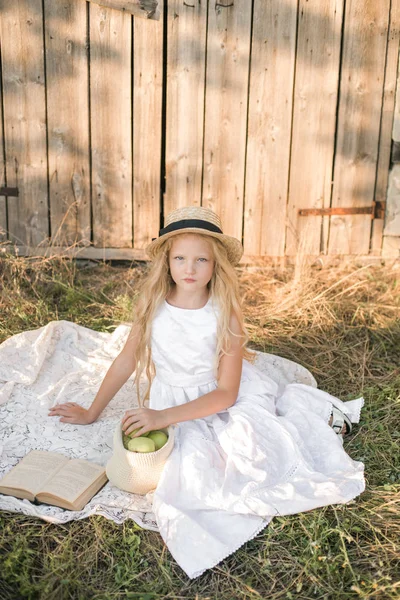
[330,397,364,423]
[282,461,301,484]
[349,396,364,423]
[187,516,271,579]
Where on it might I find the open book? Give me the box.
[0,450,108,511]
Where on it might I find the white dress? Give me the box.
[149,296,365,579]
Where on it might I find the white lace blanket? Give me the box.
[0,320,317,529]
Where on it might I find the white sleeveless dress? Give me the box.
[149,297,365,579]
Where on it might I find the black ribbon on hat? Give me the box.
[152,219,223,241]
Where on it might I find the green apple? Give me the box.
[147,430,168,450]
[126,427,149,438]
[122,434,131,449]
[127,437,156,453]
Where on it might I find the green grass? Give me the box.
[0,252,399,599]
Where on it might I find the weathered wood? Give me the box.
[0,200,6,242]
[383,32,400,238]
[384,165,400,235]
[2,243,387,266]
[370,219,384,255]
[243,0,297,257]
[90,4,132,247]
[164,0,207,215]
[374,1,400,252]
[0,0,398,260]
[86,0,159,20]
[392,140,400,162]
[393,62,400,143]
[371,2,400,257]
[0,41,6,243]
[1,244,147,261]
[133,0,163,248]
[329,0,391,255]
[0,0,49,246]
[382,234,400,258]
[286,0,344,257]
[202,0,252,239]
[44,0,90,246]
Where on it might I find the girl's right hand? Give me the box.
[48,402,95,425]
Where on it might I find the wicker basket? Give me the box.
[106,423,175,495]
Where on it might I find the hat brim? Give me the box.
[145,228,243,266]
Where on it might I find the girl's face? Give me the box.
[169,234,215,295]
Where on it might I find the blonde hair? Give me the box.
[130,233,256,406]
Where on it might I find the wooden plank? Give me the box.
[2,243,386,265]
[373,2,400,252]
[1,244,147,261]
[44,0,90,247]
[0,36,6,242]
[133,0,163,248]
[0,209,6,243]
[243,0,297,257]
[370,218,384,255]
[87,0,159,20]
[394,58,400,143]
[375,3,400,202]
[383,30,400,238]
[382,234,400,258]
[0,0,49,246]
[90,4,132,247]
[328,0,391,255]
[0,193,7,241]
[163,0,207,216]
[285,0,343,256]
[202,0,252,239]
[384,164,400,235]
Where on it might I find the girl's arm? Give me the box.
[48,323,140,424]
[122,313,243,435]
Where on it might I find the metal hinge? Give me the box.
[298,201,385,219]
[0,187,19,197]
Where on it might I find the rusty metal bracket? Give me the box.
[0,187,19,197]
[298,201,385,219]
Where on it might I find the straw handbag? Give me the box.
[106,423,175,495]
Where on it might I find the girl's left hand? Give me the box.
[121,408,170,437]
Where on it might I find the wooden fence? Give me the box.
[0,0,399,261]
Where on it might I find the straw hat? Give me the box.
[145,206,243,266]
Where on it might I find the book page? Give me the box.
[0,450,68,497]
[37,459,106,503]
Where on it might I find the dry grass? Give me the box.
[0,246,399,599]
[239,257,399,396]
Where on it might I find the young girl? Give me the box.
[49,205,364,579]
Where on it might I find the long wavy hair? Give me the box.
[130,232,256,406]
